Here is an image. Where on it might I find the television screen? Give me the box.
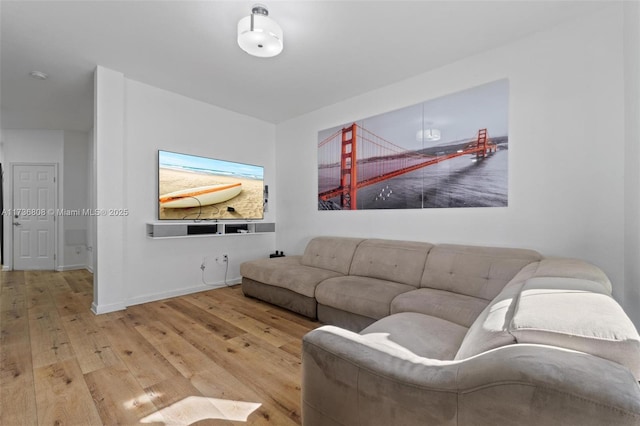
[158,150,264,220]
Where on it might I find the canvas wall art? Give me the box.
[318,79,509,210]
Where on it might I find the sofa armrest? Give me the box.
[456,344,640,425]
[302,326,640,426]
[302,325,459,426]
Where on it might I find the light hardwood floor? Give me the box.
[0,269,319,425]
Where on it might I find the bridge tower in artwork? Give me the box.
[476,128,488,159]
[340,123,357,209]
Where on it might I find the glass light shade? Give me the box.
[416,128,441,142]
[237,14,283,58]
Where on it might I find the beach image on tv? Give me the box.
[158,150,264,220]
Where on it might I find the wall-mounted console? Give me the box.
[146,222,275,238]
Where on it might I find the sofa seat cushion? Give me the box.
[360,312,468,360]
[240,256,343,298]
[316,276,415,320]
[391,288,489,328]
[510,277,640,379]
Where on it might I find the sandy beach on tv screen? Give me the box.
[159,168,263,220]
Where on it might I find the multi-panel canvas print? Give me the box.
[318,79,509,210]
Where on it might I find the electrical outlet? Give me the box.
[223,254,228,263]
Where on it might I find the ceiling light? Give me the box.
[237,4,283,58]
[29,71,49,80]
[416,128,441,142]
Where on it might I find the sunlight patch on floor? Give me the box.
[140,396,262,424]
[123,391,162,411]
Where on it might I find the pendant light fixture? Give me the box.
[237,4,283,58]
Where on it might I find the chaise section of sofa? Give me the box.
[240,236,363,317]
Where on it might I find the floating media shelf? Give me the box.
[146,222,275,238]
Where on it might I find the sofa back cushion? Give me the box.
[454,261,540,360]
[421,244,542,300]
[530,256,612,293]
[456,258,633,370]
[301,237,365,275]
[349,239,434,287]
[510,277,640,379]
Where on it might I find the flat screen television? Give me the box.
[158,150,264,221]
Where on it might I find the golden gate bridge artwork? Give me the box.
[318,123,506,210]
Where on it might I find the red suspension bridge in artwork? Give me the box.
[318,123,496,210]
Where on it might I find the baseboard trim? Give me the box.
[57,264,88,272]
[91,301,127,315]
[126,277,242,308]
[2,265,11,272]
[91,276,241,315]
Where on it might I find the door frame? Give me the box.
[8,162,59,271]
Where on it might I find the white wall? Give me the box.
[86,127,95,272]
[276,7,631,306]
[93,67,276,313]
[624,1,640,325]
[62,130,90,270]
[93,66,126,313]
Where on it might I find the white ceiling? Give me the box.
[1,1,608,132]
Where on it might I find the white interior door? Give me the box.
[12,164,57,270]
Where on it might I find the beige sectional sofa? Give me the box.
[240,236,640,425]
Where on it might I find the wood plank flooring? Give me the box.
[0,269,319,425]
